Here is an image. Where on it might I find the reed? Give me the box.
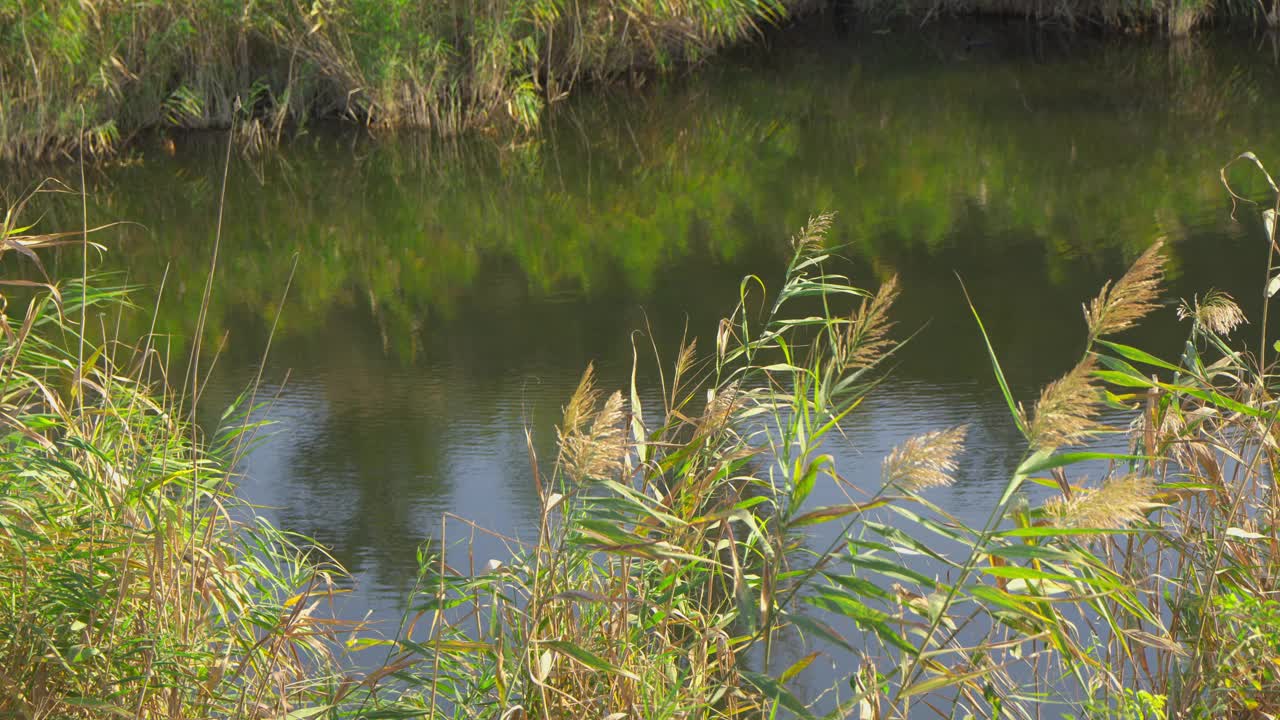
[0,185,359,717]
[5,151,1280,718]
[368,157,1280,718]
[0,0,789,163]
[355,214,913,717]
[4,0,1278,163]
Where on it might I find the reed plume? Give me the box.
[1178,290,1246,336]
[697,382,747,437]
[560,365,628,482]
[1021,357,1103,451]
[1084,239,1166,340]
[670,339,700,410]
[790,213,834,254]
[1046,474,1158,530]
[562,363,602,437]
[837,274,900,371]
[883,425,968,492]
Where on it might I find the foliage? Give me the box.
[5,0,1280,161]
[0,0,788,162]
[0,187,353,717]
[353,213,905,717]
[5,142,1280,717]
[360,154,1280,718]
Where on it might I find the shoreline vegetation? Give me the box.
[3,0,1280,163]
[4,152,1280,716]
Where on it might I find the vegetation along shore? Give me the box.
[3,0,1280,163]
[3,147,1280,715]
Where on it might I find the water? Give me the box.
[11,16,1280,706]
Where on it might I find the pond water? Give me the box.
[13,14,1280,706]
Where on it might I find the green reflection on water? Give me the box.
[22,26,1275,364]
[9,21,1280,599]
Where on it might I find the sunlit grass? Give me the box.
[3,151,1280,717]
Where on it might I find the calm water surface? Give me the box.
[14,16,1280,701]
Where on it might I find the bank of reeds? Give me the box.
[4,154,1280,718]
[5,1,1280,164]
[0,186,361,717]
[0,0,791,163]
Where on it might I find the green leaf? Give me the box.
[1093,369,1155,388]
[1016,451,1150,476]
[791,499,889,527]
[790,454,833,515]
[999,526,1146,539]
[1095,339,1183,374]
[865,521,960,567]
[780,651,821,683]
[899,666,992,698]
[540,640,638,680]
[959,277,1026,438]
[743,670,816,719]
[790,613,854,652]
[827,572,892,601]
[848,553,937,587]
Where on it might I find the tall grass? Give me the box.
[5,0,1280,162]
[0,0,789,162]
[0,186,359,717]
[4,152,1280,717]
[358,159,1280,717]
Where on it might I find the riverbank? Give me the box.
[1,0,799,163]
[2,0,1277,163]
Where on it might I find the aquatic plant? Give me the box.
[0,0,788,162]
[4,146,1280,718]
[0,184,355,717]
[365,155,1280,718]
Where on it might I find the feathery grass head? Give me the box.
[673,338,698,383]
[568,389,628,482]
[883,425,968,492]
[1084,239,1166,340]
[1045,474,1158,530]
[838,274,900,371]
[1021,357,1103,451]
[560,367,628,483]
[1178,290,1246,336]
[790,212,834,255]
[562,363,601,437]
[697,381,747,436]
